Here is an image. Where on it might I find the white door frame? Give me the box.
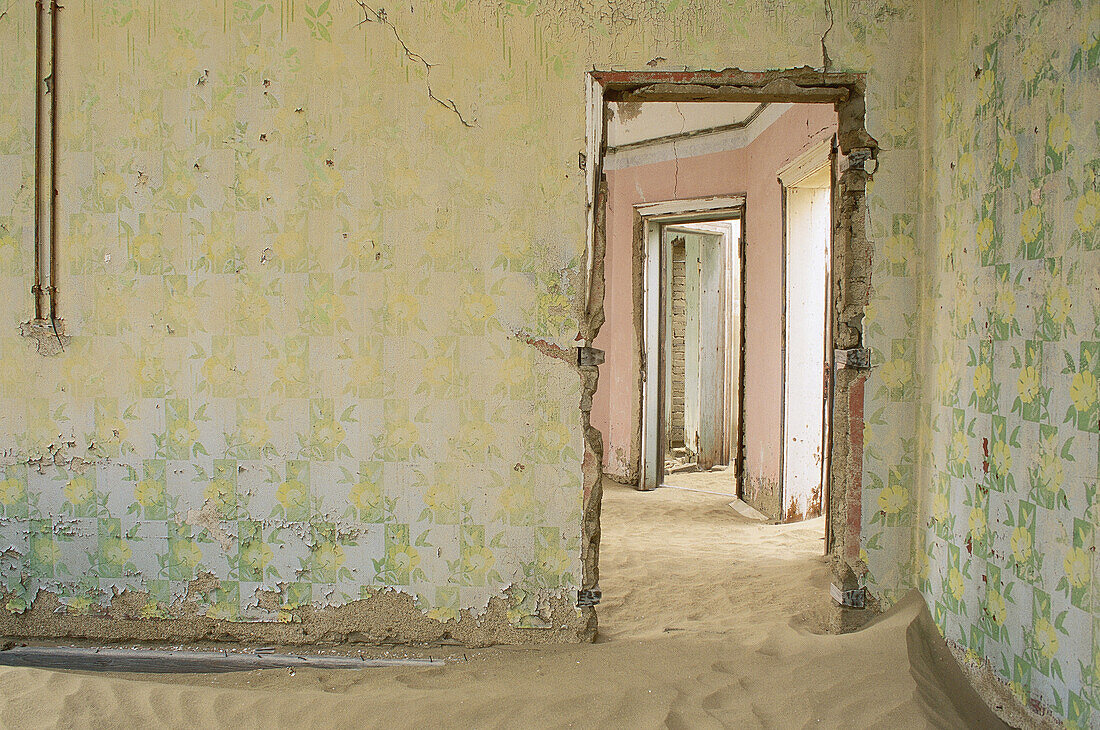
[637,195,745,491]
[777,139,834,519]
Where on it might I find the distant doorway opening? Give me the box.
[663,219,742,477]
[636,197,745,494]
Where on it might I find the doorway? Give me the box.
[609,102,839,516]
[663,219,741,476]
[580,68,877,619]
[637,197,745,494]
[779,144,834,522]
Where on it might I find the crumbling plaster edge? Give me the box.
[946,639,1066,730]
[0,582,595,648]
[591,69,878,595]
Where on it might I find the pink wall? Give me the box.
[593,104,836,514]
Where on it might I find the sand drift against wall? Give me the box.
[0,484,1012,728]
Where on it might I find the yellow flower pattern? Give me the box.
[877,484,908,515]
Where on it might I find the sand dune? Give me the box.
[0,481,1008,729]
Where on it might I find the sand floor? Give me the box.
[0,478,1008,729]
[662,466,742,497]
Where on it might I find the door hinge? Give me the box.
[577,587,601,607]
[576,346,605,367]
[839,147,875,174]
[830,583,866,608]
[834,347,871,370]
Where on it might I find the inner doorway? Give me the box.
[604,100,839,518]
[581,69,876,623]
[637,196,746,495]
[663,219,742,477]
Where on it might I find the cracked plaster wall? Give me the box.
[0,0,934,655]
[0,0,592,640]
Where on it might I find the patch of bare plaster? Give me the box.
[623,78,848,104]
[742,475,781,522]
[103,587,163,620]
[584,179,608,343]
[1,436,101,475]
[352,1,477,128]
[946,641,1064,730]
[179,502,233,551]
[185,573,221,602]
[603,446,636,485]
[0,584,594,647]
[825,108,877,599]
[576,168,608,621]
[18,319,69,356]
[614,101,643,122]
[513,329,575,366]
[252,585,284,614]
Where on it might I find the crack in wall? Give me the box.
[820,0,834,71]
[352,1,477,128]
[672,102,685,196]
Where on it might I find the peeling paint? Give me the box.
[179,502,233,552]
[513,330,574,365]
[0,584,593,646]
[17,320,68,356]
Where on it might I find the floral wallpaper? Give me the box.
[906,0,1097,725]
[0,0,591,629]
[0,0,929,634]
[0,0,923,632]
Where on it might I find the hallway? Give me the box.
[598,479,829,639]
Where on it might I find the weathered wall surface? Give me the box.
[905,0,1099,723]
[0,0,925,647]
[595,104,837,520]
[0,0,592,641]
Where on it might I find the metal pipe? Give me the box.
[32,0,45,321]
[0,645,442,673]
[48,0,59,322]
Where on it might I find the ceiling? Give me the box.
[606,101,766,149]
